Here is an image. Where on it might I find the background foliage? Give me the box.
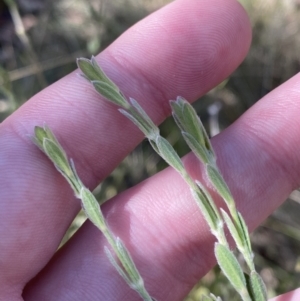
[1,0,300,299]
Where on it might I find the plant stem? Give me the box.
[76,57,267,301]
[33,125,155,301]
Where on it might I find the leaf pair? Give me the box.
[77,56,129,109]
[33,124,82,195]
[171,96,214,164]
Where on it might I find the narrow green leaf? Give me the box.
[33,126,46,150]
[221,209,244,251]
[238,212,252,253]
[104,246,132,286]
[129,98,159,138]
[77,57,118,89]
[116,238,141,284]
[206,164,234,208]
[69,159,83,196]
[174,96,186,107]
[249,271,268,301]
[170,99,185,130]
[119,109,151,137]
[43,124,61,146]
[182,101,206,147]
[182,131,210,164]
[171,112,184,132]
[195,181,222,219]
[191,189,218,234]
[80,187,104,228]
[114,238,155,300]
[90,56,120,91]
[43,139,72,177]
[169,99,182,113]
[171,96,215,158]
[215,243,247,295]
[171,97,198,138]
[34,124,61,150]
[155,136,185,174]
[77,58,100,82]
[192,181,221,234]
[92,80,128,108]
[34,125,81,194]
[69,159,80,184]
[222,209,254,271]
[181,100,214,155]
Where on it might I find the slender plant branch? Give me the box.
[76,56,268,301]
[32,125,155,301]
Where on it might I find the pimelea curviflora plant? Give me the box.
[33,56,268,301]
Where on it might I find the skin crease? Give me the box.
[0,0,300,300]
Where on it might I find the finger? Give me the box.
[270,288,300,301]
[23,70,300,298]
[0,0,251,298]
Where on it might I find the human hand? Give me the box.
[1,0,300,300]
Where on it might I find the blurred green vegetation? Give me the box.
[1,0,300,300]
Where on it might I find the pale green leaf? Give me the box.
[170,98,185,130]
[34,126,81,194]
[181,100,214,155]
[195,181,222,219]
[173,95,186,107]
[43,124,61,146]
[182,100,206,146]
[215,243,247,294]
[238,212,252,253]
[104,246,132,286]
[69,159,81,185]
[119,109,150,137]
[43,139,72,177]
[69,159,83,196]
[77,57,119,91]
[114,238,154,300]
[182,131,210,164]
[33,124,61,151]
[80,187,104,229]
[129,98,159,138]
[171,112,184,132]
[221,209,244,251]
[116,238,141,284]
[156,136,185,174]
[171,96,215,157]
[92,80,128,108]
[192,181,220,234]
[90,56,120,91]
[77,58,100,81]
[249,271,268,301]
[206,164,234,208]
[33,126,46,150]
[221,209,253,266]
